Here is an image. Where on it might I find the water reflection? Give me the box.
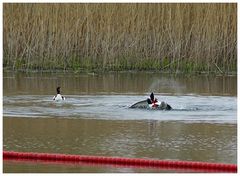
[3,71,237,96]
[3,118,237,165]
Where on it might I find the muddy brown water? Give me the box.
[3,71,237,173]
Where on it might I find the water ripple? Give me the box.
[3,95,237,124]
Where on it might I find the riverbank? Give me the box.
[3,65,237,75]
[3,50,238,75]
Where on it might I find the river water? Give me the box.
[3,71,237,173]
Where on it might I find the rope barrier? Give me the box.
[3,151,237,173]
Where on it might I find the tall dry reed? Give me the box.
[3,3,237,73]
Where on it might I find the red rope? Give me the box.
[3,151,237,173]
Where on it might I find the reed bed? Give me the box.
[3,3,237,73]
